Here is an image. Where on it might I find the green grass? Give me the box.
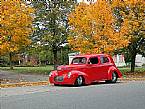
[119,67,145,73]
[0,65,54,75]
[119,67,145,78]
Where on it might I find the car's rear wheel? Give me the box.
[75,76,84,86]
[106,72,118,83]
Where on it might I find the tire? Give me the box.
[106,72,118,83]
[75,76,84,86]
[54,84,60,86]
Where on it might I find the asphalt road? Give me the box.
[1,81,145,109]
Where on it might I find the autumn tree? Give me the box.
[31,0,76,69]
[112,0,145,72]
[68,0,130,54]
[0,0,34,69]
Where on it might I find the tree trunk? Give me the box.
[53,49,58,70]
[9,52,13,70]
[131,53,136,72]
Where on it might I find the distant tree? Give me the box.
[31,0,76,69]
[0,0,34,69]
[30,45,53,65]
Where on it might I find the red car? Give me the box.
[49,54,122,86]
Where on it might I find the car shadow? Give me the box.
[90,81,122,86]
[53,81,123,87]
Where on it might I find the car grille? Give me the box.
[54,76,64,82]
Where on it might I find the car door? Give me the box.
[99,56,110,80]
[87,56,101,81]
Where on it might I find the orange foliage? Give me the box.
[112,0,145,41]
[0,0,34,55]
[68,0,130,54]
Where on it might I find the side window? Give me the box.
[100,56,109,64]
[89,57,99,64]
[104,57,109,63]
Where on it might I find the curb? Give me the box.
[0,78,145,88]
[0,81,49,88]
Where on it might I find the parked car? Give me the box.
[49,54,122,86]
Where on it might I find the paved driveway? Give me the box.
[1,81,145,109]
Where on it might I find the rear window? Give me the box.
[100,56,109,64]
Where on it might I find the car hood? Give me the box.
[57,64,85,70]
[56,64,85,75]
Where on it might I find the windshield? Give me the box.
[72,57,87,64]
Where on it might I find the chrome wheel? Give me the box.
[111,72,118,83]
[106,72,118,83]
[75,76,83,86]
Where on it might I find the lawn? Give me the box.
[119,67,145,73]
[119,67,145,78]
[0,65,54,75]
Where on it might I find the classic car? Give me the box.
[49,54,122,86]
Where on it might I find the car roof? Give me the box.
[74,54,110,58]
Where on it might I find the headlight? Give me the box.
[68,72,72,78]
[49,72,53,77]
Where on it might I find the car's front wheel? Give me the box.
[75,76,84,86]
[54,84,60,86]
[106,72,118,83]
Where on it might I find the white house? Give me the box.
[112,54,126,67]
[135,54,145,67]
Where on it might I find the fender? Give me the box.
[50,70,58,76]
[107,66,122,80]
[70,70,91,84]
